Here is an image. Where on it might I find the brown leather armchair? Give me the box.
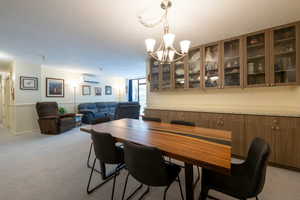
[36,102,76,134]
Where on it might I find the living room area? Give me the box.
[1,0,300,200]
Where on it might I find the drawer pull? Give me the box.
[276,126,280,131]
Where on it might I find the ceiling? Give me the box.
[0,0,300,78]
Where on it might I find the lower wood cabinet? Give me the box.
[144,108,300,170]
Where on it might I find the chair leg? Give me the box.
[86,158,119,194]
[193,167,201,187]
[121,172,130,200]
[122,172,144,200]
[138,186,150,200]
[111,172,117,200]
[163,184,171,200]
[87,143,102,174]
[199,186,209,200]
[87,143,93,168]
[177,176,184,200]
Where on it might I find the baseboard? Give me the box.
[13,129,40,135]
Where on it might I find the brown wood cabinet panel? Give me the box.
[145,109,300,170]
[272,117,300,168]
[244,115,275,162]
[204,113,245,156]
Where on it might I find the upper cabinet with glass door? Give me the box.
[270,24,299,86]
[149,58,160,91]
[245,32,269,87]
[204,43,220,88]
[187,48,202,89]
[161,63,172,90]
[222,38,243,88]
[173,57,185,89]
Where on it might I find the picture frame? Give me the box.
[20,76,38,90]
[94,87,102,96]
[105,85,112,95]
[46,78,64,97]
[82,85,91,96]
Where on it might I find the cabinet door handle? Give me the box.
[273,119,278,124]
[276,126,280,131]
[271,126,275,130]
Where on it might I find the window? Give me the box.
[129,78,146,115]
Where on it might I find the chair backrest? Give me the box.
[124,142,169,186]
[91,131,123,164]
[244,137,271,196]
[36,102,59,117]
[142,116,162,122]
[170,120,195,127]
[115,102,140,120]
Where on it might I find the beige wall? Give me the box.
[147,86,300,116]
[7,60,126,135]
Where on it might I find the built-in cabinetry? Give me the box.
[148,21,300,91]
[144,108,300,170]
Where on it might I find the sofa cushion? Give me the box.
[93,112,106,119]
[95,102,109,113]
[78,103,97,113]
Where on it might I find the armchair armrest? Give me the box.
[60,113,76,118]
[39,115,59,120]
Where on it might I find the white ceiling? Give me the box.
[0,0,300,77]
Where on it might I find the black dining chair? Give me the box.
[199,137,271,200]
[142,116,162,122]
[122,142,184,200]
[87,131,125,200]
[170,120,195,127]
[170,120,200,186]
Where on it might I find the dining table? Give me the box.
[80,118,232,200]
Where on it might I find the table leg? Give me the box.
[184,162,194,200]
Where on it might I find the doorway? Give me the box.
[129,78,147,115]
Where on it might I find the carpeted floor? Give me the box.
[0,126,300,200]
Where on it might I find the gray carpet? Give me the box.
[0,126,300,200]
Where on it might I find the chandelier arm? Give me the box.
[148,53,159,61]
[172,54,187,62]
[138,11,167,28]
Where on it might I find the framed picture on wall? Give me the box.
[20,76,38,90]
[105,85,112,95]
[46,78,64,97]
[94,87,102,96]
[82,85,91,96]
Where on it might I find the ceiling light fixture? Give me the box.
[139,0,191,64]
[0,52,13,61]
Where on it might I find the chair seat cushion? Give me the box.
[203,163,251,198]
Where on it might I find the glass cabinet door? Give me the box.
[188,48,202,88]
[223,39,242,87]
[150,59,160,91]
[272,25,297,85]
[204,44,220,88]
[161,63,172,89]
[246,33,267,86]
[174,58,185,89]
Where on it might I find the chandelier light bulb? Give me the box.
[163,33,175,48]
[168,50,175,61]
[180,40,191,53]
[145,38,156,52]
[157,50,164,61]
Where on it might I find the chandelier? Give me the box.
[139,0,191,64]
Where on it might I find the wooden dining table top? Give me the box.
[80,118,232,174]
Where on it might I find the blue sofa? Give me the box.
[78,102,140,124]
